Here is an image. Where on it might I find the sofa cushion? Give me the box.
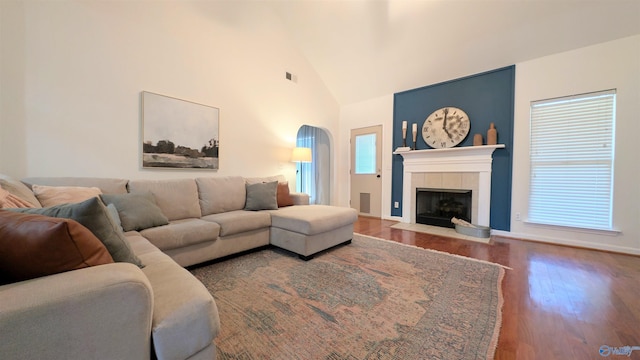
[101,192,169,232]
[269,205,359,235]
[138,250,220,360]
[196,176,246,215]
[32,185,102,207]
[290,192,310,206]
[140,218,220,251]
[244,174,286,185]
[21,177,129,195]
[128,179,201,221]
[7,197,143,267]
[201,210,271,237]
[0,211,114,284]
[244,181,278,211]
[125,232,162,257]
[277,182,294,207]
[0,178,41,208]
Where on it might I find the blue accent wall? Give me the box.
[391,66,515,231]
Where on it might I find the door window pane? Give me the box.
[355,134,376,174]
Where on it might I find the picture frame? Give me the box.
[141,91,219,170]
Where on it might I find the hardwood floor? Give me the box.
[354,217,640,360]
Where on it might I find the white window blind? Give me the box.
[528,90,615,230]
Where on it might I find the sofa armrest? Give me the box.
[0,263,153,360]
[290,192,310,205]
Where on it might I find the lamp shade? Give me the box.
[291,147,312,163]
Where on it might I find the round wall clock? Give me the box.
[422,107,470,149]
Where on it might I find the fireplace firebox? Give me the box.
[416,188,472,228]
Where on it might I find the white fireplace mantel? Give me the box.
[394,145,504,226]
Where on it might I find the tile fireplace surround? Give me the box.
[394,145,504,226]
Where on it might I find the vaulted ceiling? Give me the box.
[269,0,640,105]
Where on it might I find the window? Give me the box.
[528,90,615,230]
[296,125,332,205]
[355,133,376,174]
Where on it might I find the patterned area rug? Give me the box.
[191,233,504,360]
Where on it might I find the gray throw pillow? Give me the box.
[7,197,143,268]
[106,203,123,231]
[101,192,169,232]
[244,181,278,211]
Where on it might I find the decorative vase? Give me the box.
[473,133,483,146]
[487,123,497,145]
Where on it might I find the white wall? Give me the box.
[339,36,639,254]
[338,94,394,216]
[2,1,637,253]
[0,1,339,190]
[509,35,640,254]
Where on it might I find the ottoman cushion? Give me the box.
[269,205,357,235]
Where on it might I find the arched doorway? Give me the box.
[296,125,331,205]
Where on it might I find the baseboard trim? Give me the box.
[383,215,403,221]
[491,229,640,256]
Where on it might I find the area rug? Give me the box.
[191,233,504,360]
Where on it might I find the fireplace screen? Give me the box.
[416,188,472,228]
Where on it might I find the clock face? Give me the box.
[422,107,470,149]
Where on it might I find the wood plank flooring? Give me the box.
[353,217,640,360]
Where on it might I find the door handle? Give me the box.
[376,174,381,178]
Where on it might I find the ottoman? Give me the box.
[269,205,358,260]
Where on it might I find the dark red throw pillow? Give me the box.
[0,210,114,284]
[277,182,295,208]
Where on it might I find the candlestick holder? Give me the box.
[402,128,407,147]
[412,130,417,150]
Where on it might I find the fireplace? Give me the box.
[416,188,472,228]
[394,145,503,226]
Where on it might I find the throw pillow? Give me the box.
[0,187,35,208]
[0,211,114,284]
[277,181,294,207]
[106,203,123,231]
[32,184,102,207]
[100,192,169,232]
[0,178,41,208]
[7,197,144,268]
[244,181,278,211]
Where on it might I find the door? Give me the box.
[350,125,382,217]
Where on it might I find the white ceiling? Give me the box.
[269,0,640,105]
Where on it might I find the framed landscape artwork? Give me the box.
[142,91,219,170]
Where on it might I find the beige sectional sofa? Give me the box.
[0,174,357,360]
